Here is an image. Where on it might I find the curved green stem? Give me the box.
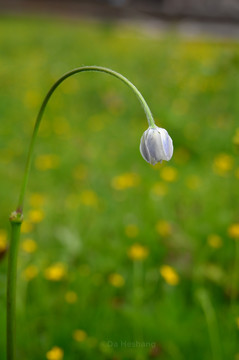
[7,66,155,360]
[17,66,155,212]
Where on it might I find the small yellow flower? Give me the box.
[207,234,223,249]
[111,172,140,190]
[213,153,233,176]
[160,166,178,182]
[151,182,168,197]
[22,265,39,281]
[127,243,149,261]
[21,221,33,234]
[24,90,41,109]
[160,265,179,286]
[236,317,239,329]
[46,346,64,360]
[228,224,239,239]
[44,263,67,281]
[21,238,38,253]
[235,168,239,180]
[65,291,78,304]
[232,128,239,146]
[28,209,45,224]
[73,329,87,342]
[156,220,172,237]
[35,154,60,171]
[80,190,99,207]
[0,230,7,252]
[108,273,125,288]
[29,193,46,208]
[53,117,71,136]
[125,224,139,238]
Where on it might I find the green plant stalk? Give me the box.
[6,66,155,360]
[7,214,23,360]
[196,288,222,360]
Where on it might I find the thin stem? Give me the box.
[17,66,155,211]
[7,214,23,360]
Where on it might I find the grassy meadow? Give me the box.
[0,14,239,360]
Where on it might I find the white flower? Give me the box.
[140,126,173,165]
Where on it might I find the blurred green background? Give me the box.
[0,14,239,360]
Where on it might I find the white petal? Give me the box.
[140,131,151,163]
[156,127,173,160]
[146,128,165,162]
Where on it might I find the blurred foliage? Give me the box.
[0,15,239,360]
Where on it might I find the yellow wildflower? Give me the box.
[156,220,172,237]
[21,221,33,234]
[160,166,178,182]
[207,234,223,249]
[29,193,46,208]
[236,317,239,329]
[127,243,149,261]
[111,172,140,190]
[53,117,71,137]
[232,128,239,146]
[28,209,45,223]
[24,90,41,109]
[151,182,168,197]
[213,153,233,176]
[21,238,38,253]
[22,265,39,281]
[65,291,78,304]
[108,273,125,288]
[46,346,64,360]
[228,224,239,239]
[160,265,179,286]
[44,263,67,281]
[35,154,60,171]
[125,224,139,238]
[0,230,7,252]
[235,168,239,180]
[73,329,87,342]
[80,190,98,207]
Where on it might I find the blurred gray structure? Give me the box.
[1,0,239,22]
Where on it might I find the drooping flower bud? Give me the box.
[140,126,173,165]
